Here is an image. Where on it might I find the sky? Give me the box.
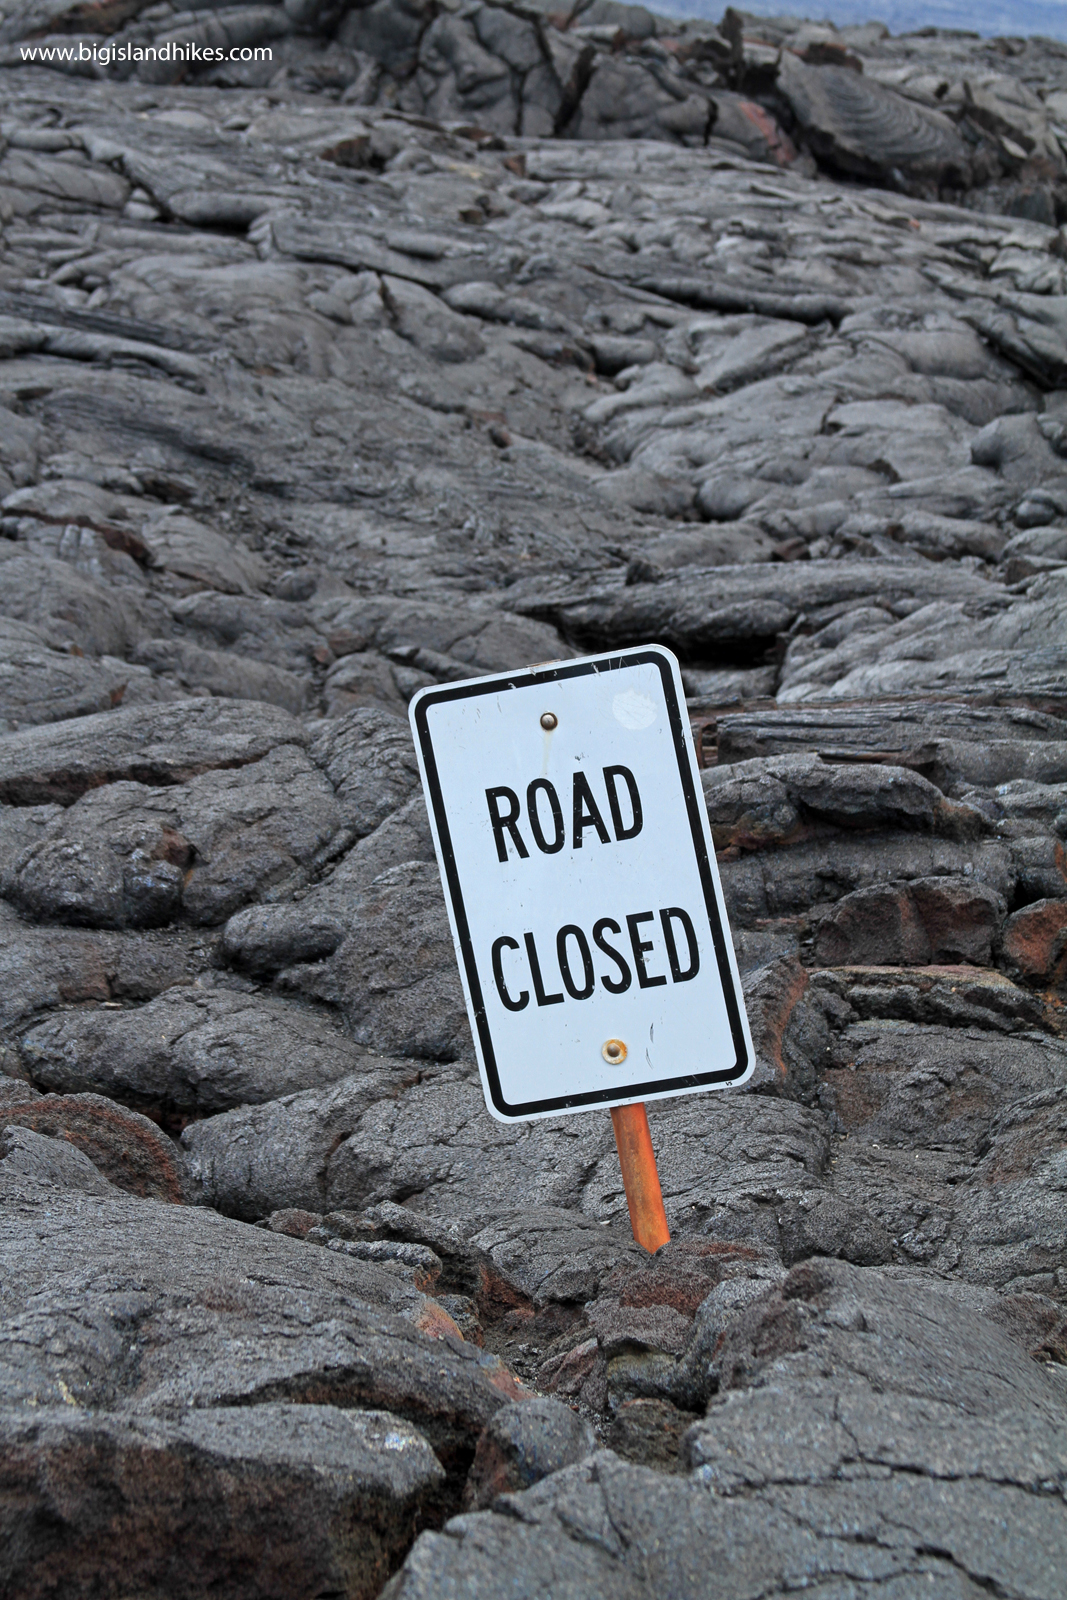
[664,0,1067,41]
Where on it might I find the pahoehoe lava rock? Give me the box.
[382,1262,1067,1599]
[2,1404,447,1600]
[2,1,1067,1593]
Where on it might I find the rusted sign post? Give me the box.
[610,1103,671,1252]
[410,645,752,1252]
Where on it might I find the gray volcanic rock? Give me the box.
[777,579,1067,703]
[18,987,388,1120]
[0,1176,525,1447]
[129,636,310,712]
[182,1066,426,1219]
[702,753,986,846]
[1,1404,446,1600]
[5,744,342,927]
[0,1122,116,1196]
[466,1207,647,1307]
[0,699,308,806]
[182,1053,832,1233]
[384,1262,1067,1600]
[222,850,468,1059]
[776,49,972,185]
[180,945,1067,1304]
[273,860,470,1060]
[509,561,994,658]
[218,792,437,973]
[0,1090,187,1199]
[717,830,1016,925]
[0,543,142,657]
[712,702,1067,785]
[464,1397,596,1509]
[4,6,1067,1591]
[311,596,572,684]
[308,707,424,838]
[0,901,205,1028]
[0,617,163,732]
[811,876,1007,965]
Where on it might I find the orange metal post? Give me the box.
[610,1102,670,1253]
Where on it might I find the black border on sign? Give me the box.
[412,649,749,1119]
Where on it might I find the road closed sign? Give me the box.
[410,645,753,1122]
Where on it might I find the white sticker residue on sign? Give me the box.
[612,689,657,730]
[410,645,753,1121]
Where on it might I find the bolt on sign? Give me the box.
[410,645,754,1123]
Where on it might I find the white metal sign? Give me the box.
[410,645,753,1121]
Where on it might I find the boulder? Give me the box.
[999,898,1067,986]
[5,745,341,927]
[464,1397,596,1509]
[0,1123,116,1196]
[0,699,307,807]
[0,1178,525,1464]
[19,988,387,1122]
[0,1091,185,1199]
[812,877,1007,967]
[0,901,203,1029]
[0,1404,446,1600]
[776,50,972,185]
